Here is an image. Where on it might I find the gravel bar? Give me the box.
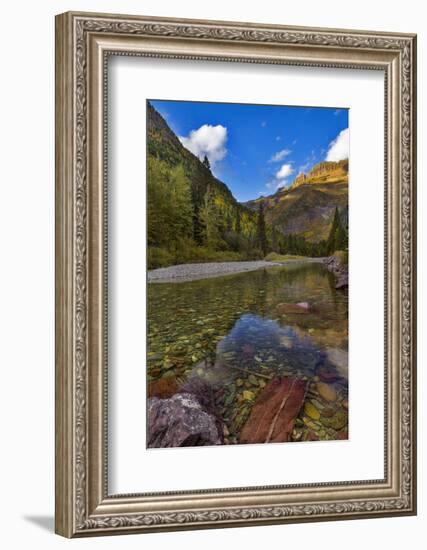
[148,259,324,283]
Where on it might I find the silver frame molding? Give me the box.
[55,11,417,538]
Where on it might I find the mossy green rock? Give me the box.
[304,401,321,420]
[243,390,255,401]
[321,410,347,430]
[248,374,258,386]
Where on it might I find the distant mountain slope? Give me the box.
[244,161,348,243]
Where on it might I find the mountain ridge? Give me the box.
[243,159,348,243]
[147,101,348,266]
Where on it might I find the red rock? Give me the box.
[315,364,339,383]
[148,377,179,399]
[321,407,335,418]
[276,303,310,315]
[239,377,307,444]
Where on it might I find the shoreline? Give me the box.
[148,258,325,284]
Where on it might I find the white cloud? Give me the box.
[276,163,294,180]
[326,127,349,162]
[269,148,291,163]
[264,163,295,192]
[179,124,228,166]
[264,162,295,193]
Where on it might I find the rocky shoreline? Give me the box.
[323,254,348,289]
[148,258,325,284]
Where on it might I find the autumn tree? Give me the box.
[235,208,241,234]
[200,185,223,249]
[327,206,348,254]
[257,201,268,257]
[147,157,193,248]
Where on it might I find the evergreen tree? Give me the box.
[235,208,241,234]
[257,201,268,256]
[327,206,347,253]
[202,155,211,172]
[200,185,222,249]
[271,227,279,253]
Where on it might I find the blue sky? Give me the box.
[150,99,349,202]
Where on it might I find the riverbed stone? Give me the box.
[315,364,339,383]
[304,401,321,420]
[147,393,223,448]
[248,374,258,386]
[321,410,347,430]
[276,303,311,315]
[337,429,348,440]
[316,382,337,402]
[243,390,255,401]
[240,377,307,444]
[148,377,180,399]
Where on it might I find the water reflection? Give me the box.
[147,263,348,445]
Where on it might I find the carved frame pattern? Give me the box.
[55,11,416,537]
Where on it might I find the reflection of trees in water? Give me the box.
[148,263,348,357]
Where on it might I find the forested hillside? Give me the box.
[147,103,267,268]
[147,102,348,268]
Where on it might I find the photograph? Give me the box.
[53,9,416,538]
[146,100,350,448]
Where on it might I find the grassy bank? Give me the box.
[264,252,310,262]
[148,246,321,270]
[331,250,348,266]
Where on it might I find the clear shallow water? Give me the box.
[147,263,348,444]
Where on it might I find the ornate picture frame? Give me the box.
[55,11,417,537]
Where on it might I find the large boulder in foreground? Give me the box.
[239,377,307,444]
[147,393,223,448]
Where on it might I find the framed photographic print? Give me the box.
[55,11,417,537]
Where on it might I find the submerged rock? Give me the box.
[316,382,337,402]
[335,273,348,289]
[148,377,180,399]
[276,303,311,315]
[239,377,307,444]
[321,409,347,430]
[324,255,348,290]
[315,363,339,383]
[147,393,223,448]
[304,401,321,420]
